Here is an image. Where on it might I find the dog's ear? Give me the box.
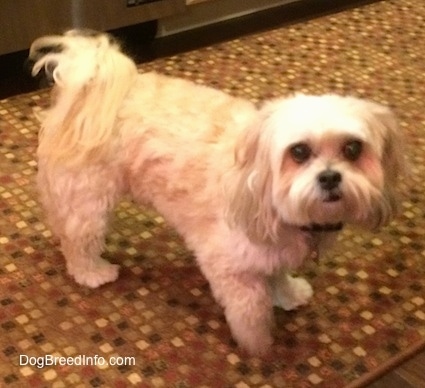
[225,106,281,243]
[364,101,407,228]
[375,105,407,184]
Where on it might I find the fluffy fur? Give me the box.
[28,30,405,355]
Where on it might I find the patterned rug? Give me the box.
[1,0,424,386]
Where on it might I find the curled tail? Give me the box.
[28,30,138,166]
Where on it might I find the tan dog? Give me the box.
[28,30,405,355]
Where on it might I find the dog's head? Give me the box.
[226,94,406,243]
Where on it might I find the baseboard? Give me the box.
[158,0,300,36]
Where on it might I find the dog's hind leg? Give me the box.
[60,227,120,289]
[38,166,121,288]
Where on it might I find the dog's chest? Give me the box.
[273,227,338,269]
[302,230,338,262]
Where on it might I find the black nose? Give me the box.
[317,170,342,191]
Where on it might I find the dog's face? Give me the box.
[226,94,405,242]
[268,95,399,228]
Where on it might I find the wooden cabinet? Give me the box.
[0,0,185,55]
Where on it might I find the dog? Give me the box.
[28,30,405,355]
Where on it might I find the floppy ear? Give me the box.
[365,101,407,227]
[376,106,407,184]
[224,106,281,244]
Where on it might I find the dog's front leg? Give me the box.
[202,269,274,356]
[269,271,313,311]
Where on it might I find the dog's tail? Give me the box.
[28,29,138,166]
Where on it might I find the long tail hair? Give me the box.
[29,30,138,166]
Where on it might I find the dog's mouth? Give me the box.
[300,222,344,233]
[323,191,342,203]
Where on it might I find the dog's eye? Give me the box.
[290,143,312,163]
[343,140,363,161]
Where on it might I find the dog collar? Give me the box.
[300,222,344,233]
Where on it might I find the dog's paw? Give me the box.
[272,275,313,311]
[69,259,120,288]
[242,332,274,357]
[232,325,274,357]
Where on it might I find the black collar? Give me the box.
[300,222,344,233]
